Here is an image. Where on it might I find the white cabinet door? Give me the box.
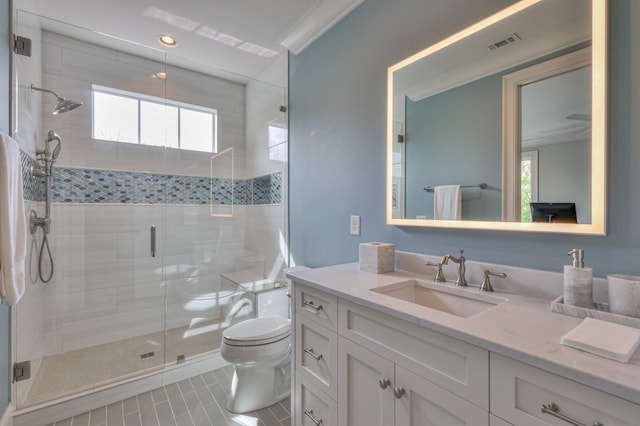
[338,336,394,426]
[395,366,488,426]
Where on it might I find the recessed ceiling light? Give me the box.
[158,35,178,47]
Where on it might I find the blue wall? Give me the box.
[1,0,12,417]
[405,74,503,220]
[289,0,640,278]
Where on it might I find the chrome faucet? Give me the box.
[441,250,467,287]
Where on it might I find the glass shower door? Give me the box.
[13,10,168,408]
[162,63,290,363]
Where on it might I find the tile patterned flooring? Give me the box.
[46,365,291,426]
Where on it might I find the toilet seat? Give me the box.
[223,316,291,347]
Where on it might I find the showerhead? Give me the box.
[53,98,83,115]
[30,84,83,115]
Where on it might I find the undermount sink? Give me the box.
[370,279,506,318]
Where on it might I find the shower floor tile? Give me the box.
[48,365,291,426]
[24,321,222,407]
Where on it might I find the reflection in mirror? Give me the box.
[387,0,606,235]
[503,47,592,223]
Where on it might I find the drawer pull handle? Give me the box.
[304,347,323,360]
[303,300,323,311]
[393,386,405,399]
[541,403,604,426]
[304,409,323,425]
[379,377,391,389]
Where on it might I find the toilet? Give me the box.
[221,315,291,413]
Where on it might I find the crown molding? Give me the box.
[280,0,364,55]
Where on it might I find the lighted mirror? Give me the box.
[387,0,607,234]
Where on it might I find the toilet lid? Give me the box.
[223,316,291,344]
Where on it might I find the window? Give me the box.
[92,85,217,153]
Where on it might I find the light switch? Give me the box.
[350,215,361,236]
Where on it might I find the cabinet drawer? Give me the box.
[339,299,489,409]
[295,372,337,426]
[296,314,338,398]
[490,353,640,426]
[295,284,338,330]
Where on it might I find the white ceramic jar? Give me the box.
[607,274,640,318]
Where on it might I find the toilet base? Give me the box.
[225,358,291,413]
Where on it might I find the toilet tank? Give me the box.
[220,270,290,319]
[256,286,289,318]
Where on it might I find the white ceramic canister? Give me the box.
[607,274,640,318]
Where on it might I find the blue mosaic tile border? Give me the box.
[21,150,47,202]
[46,167,281,206]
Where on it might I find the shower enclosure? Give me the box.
[12,11,288,410]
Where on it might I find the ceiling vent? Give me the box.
[488,33,522,51]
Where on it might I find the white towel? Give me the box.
[433,185,461,220]
[0,133,27,305]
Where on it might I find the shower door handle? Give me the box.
[150,225,156,257]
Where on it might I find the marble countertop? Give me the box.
[286,262,640,405]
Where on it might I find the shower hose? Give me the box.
[38,231,54,283]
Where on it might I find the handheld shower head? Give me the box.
[30,84,83,115]
[47,131,62,162]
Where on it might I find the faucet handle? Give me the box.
[426,261,446,282]
[480,270,507,292]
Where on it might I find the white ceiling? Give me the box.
[15,0,363,83]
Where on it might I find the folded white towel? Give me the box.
[561,318,640,363]
[0,133,27,305]
[433,185,461,220]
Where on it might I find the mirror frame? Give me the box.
[386,0,607,235]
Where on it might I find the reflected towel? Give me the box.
[433,185,461,220]
[0,133,27,305]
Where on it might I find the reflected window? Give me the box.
[268,124,287,162]
[92,85,217,152]
[521,150,539,222]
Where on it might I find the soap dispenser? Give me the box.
[563,249,593,309]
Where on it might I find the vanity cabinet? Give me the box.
[291,280,640,426]
[490,353,640,426]
[293,283,489,426]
